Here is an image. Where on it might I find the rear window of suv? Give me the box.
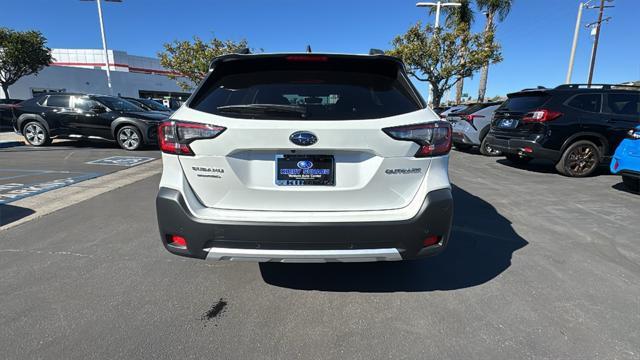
[498,93,550,113]
[189,56,423,120]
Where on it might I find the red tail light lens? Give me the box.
[464,114,485,124]
[158,121,226,156]
[383,121,452,158]
[522,109,563,123]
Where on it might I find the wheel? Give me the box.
[116,125,143,151]
[505,153,532,165]
[555,140,600,177]
[23,121,51,146]
[480,136,502,156]
[454,143,473,151]
[622,175,640,192]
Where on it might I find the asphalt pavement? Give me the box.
[0,139,159,205]
[0,150,638,359]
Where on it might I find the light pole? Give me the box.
[586,0,614,86]
[416,2,461,106]
[81,0,122,95]
[566,2,587,84]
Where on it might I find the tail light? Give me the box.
[522,109,563,123]
[383,121,452,158]
[627,129,640,139]
[158,121,226,156]
[464,114,485,124]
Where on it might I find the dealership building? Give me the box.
[1,48,191,100]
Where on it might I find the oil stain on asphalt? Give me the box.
[201,298,228,327]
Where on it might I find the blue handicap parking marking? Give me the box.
[0,172,100,204]
[87,156,155,167]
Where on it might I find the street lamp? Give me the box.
[416,2,462,28]
[81,0,122,95]
[416,2,461,105]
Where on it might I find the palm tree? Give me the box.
[476,0,513,102]
[429,0,474,104]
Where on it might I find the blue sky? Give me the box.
[2,0,639,100]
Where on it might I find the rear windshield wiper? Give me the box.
[217,104,307,117]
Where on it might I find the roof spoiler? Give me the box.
[209,48,251,70]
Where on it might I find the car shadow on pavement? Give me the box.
[259,185,528,292]
[0,204,35,227]
[611,182,639,195]
[495,158,613,176]
[495,158,559,174]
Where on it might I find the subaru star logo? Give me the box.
[297,160,314,169]
[289,131,317,146]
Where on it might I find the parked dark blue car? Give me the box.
[611,125,640,192]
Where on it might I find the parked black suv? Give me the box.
[485,84,640,177]
[121,97,173,114]
[0,99,23,130]
[12,93,169,150]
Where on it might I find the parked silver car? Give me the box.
[451,103,503,155]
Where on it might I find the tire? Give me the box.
[454,143,473,151]
[480,136,502,156]
[555,140,601,177]
[505,153,532,165]
[116,125,143,151]
[622,175,640,193]
[22,121,51,146]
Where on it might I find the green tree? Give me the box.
[0,28,52,98]
[388,23,501,108]
[476,0,514,102]
[429,0,474,104]
[158,36,249,91]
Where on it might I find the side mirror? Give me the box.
[91,105,106,114]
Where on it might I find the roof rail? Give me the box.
[555,83,640,90]
[369,48,385,55]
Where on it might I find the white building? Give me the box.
[2,48,191,100]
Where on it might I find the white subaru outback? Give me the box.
[156,52,453,262]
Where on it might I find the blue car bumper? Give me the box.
[611,137,640,177]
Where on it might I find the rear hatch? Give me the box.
[491,91,551,138]
[170,54,439,212]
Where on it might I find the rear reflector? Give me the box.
[613,160,619,171]
[169,235,187,249]
[158,121,226,156]
[423,235,441,247]
[383,121,452,158]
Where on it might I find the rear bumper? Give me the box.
[156,187,453,262]
[485,134,560,161]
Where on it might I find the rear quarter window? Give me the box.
[189,57,423,120]
[566,94,602,113]
[605,93,640,115]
